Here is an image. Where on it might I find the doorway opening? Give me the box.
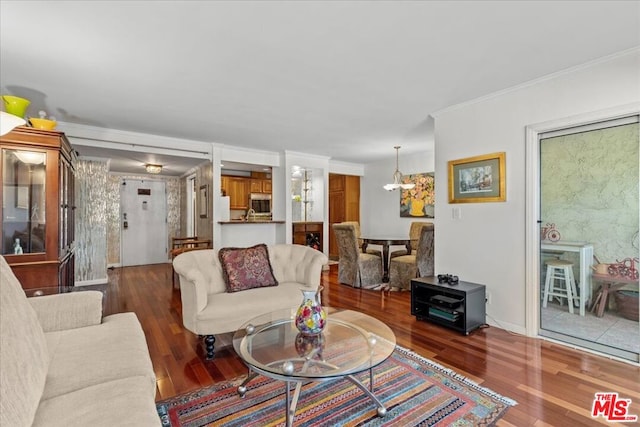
[186,174,197,237]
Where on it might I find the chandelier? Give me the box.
[383,146,415,191]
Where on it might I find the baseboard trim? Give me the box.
[75,277,108,287]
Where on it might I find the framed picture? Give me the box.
[400,172,435,218]
[448,152,506,203]
[199,184,209,218]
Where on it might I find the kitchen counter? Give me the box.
[217,220,286,248]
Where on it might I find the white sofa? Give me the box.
[173,244,328,359]
[0,256,160,427]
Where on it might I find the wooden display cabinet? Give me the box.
[0,127,76,289]
[293,222,323,252]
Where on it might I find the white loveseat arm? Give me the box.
[173,249,220,335]
[28,291,104,332]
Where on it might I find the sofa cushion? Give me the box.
[0,256,49,427]
[33,376,160,427]
[41,312,156,400]
[196,281,308,333]
[218,243,278,292]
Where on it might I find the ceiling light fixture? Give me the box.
[383,146,415,191]
[145,164,162,174]
[0,111,26,136]
[14,150,45,165]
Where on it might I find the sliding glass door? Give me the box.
[539,117,639,362]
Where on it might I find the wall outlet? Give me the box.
[486,291,491,305]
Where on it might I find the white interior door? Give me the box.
[120,179,167,266]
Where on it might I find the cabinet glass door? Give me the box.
[2,149,47,254]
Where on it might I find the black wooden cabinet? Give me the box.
[411,276,486,335]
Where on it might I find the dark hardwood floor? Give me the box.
[103,263,640,426]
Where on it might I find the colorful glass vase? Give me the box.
[295,286,326,335]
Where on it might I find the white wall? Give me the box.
[361,150,435,237]
[433,49,640,333]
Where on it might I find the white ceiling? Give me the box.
[1,1,639,175]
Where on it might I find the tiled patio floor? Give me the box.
[541,301,639,354]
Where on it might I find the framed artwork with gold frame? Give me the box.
[448,152,506,203]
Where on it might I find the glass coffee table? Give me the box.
[232,307,396,427]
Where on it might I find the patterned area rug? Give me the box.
[156,346,516,426]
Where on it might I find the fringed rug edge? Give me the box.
[393,345,518,407]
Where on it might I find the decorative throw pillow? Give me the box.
[218,244,278,292]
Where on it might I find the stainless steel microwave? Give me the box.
[249,193,271,214]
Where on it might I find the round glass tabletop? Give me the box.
[232,307,396,380]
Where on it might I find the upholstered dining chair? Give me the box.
[390,221,432,259]
[332,223,383,288]
[388,223,434,290]
[340,221,382,258]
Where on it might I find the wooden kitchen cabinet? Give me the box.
[249,171,272,194]
[226,176,250,209]
[221,176,229,196]
[250,179,272,194]
[328,174,360,259]
[1,127,76,290]
[222,171,271,210]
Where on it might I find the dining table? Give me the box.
[361,237,411,282]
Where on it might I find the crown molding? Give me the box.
[432,47,640,118]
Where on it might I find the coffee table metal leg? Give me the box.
[239,360,390,423]
[346,374,387,417]
[285,381,291,426]
[284,381,304,427]
[237,370,258,397]
[284,381,301,427]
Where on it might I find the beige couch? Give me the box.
[0,256,160,427]
[173,244,328,359]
